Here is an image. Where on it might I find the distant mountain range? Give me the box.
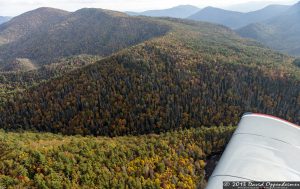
[126,5,200,18]
[188,5,290,29]
[237,2,300,56]
[126,3,292,32]
[146,2,299,56]
[0,16,11,25]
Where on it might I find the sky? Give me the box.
[0,0,298,16]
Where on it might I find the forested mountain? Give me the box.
[0,16,11,25]
[127,5,200,18]
[188,5,290,29]
[0,16,299,136]
[237,1,300,56]
[0,8,170,66]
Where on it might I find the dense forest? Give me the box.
[0,126,235,188]
[0,19,299,136]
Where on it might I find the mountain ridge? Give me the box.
[188,4,290,29]
[237,1,300,56]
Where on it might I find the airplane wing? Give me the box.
[206,113,300,189]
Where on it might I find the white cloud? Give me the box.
[0,0,297,16]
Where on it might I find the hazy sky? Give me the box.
[0,0,298,16]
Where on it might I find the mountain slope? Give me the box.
[188,5,290,29]
[1,18,299,136]
[0,16,11,25]
[0,8,170,66]
[127,5,200,18]
[237,2,300,56]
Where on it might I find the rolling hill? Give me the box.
[0,14,299,136]
[0,8,170,66]
[237,1,300,56]
[188,5,290,29]
[126,5,200,18]
[0,16,11,25]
